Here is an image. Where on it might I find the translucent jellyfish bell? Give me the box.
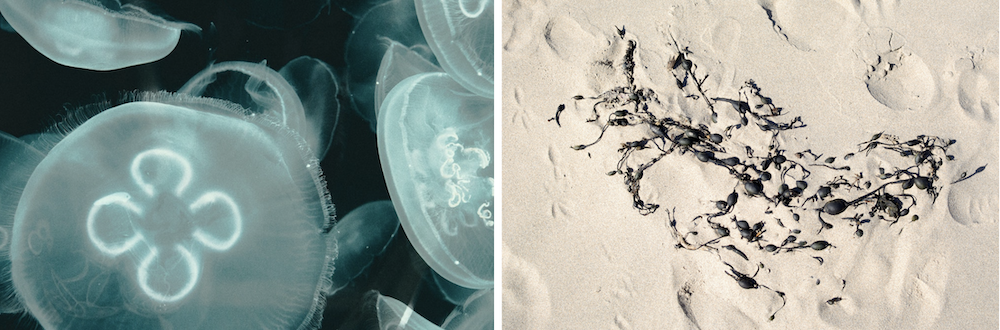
[180,56,341,159]
[441,289,493,330]
[0,0,200,70]
[414,0,494,98]
[345,0,435,131]
[374,40,442,116]
[0,131,45,314]
[330,200,400,293]
[377,72,494,289]
[5,67,338,327]
[368,289,491,330]
[370,291,442,330]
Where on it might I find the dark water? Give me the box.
[0,0,457,328]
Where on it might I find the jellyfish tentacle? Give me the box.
[86,192,145,257]
[129,148,193,197]
[136,244,200,303]
[189,191,243,251]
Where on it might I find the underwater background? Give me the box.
[0,0,460,328]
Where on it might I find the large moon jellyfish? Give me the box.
[414,0,493,98]
[0,0,200,70]
[377,71,494,289]
[1,59,339,329]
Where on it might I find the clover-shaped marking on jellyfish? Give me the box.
[85,148,242,303]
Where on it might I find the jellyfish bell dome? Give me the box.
[0,0,201,70]
[377,71,493,289]
[8,80,337,328]
[344,0,435,131]
[414,0,493,98]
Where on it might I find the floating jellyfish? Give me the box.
[345,0,435,130]
[414,0,494,98]
[366,289,491,330]
[179,56,341,159]
[0,0,200,70]
[375,40,442,116]
[377,72,494,289]
[330,200,400,293]
[1,59,340,329]
[370,291,443,330]
[0,131,45,314]
[429,270,477,305]
[440,289,493,330]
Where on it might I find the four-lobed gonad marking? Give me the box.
[86,148,242,303]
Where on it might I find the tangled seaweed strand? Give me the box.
[551,28,979,321]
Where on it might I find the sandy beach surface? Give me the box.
[501,0,998,328]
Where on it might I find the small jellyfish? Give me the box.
[375,40,442,116]
[330,200,400,293]
[368,291,443,330]
[441,289,493,330]
[365,289,491,330]
[377,72,493,289]
[2,60,339,329]
[278,56,342,160]
[0,0,200,70]
[415,0,494,98]
[345,0,435,131]
[429,270,478,305]
[179,57,341,159]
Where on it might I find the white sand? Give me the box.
[501,0,998,328]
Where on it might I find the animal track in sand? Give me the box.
[955,53,999,121]
[947,165,998,225]
[757,0,860,52]
[544,16,601,63]
[502,246,553,328]
[856,27,938,112]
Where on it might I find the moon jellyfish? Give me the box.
[330,200,400,293]
[366,289,491,330]
[375,40,442,115]
[429,270,477,305]
[179,57,341,159]
[414,0,493,98]
[0,0,200,70]
[377,72,494,289]
[278,57,342,159]
[440,289,492,330]
[370,291,443,330]
[2,59,340,329]
[0,132,44,314]
[345,0,435,131]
